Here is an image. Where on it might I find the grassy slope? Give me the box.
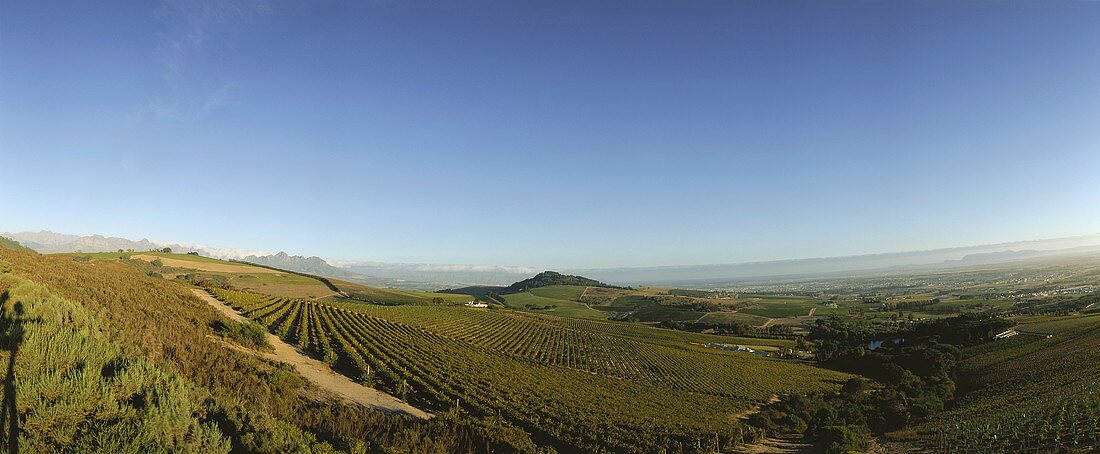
[921,312,1100,448]
[65,251,467,304]
[0,274,230,452]
[0,247,334,451]
[0,244,515,452]
[0,236,33,252]
[528,284,588,300]
[697,311,771,326]
[501,291,608,320]
[329,278,472,305]
[246,292,844,451]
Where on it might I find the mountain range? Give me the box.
[5,230,1100,288]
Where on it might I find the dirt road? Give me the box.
[192,289,431,419]
[733,394,781,421]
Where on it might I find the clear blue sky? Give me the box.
[2,1,1098,268]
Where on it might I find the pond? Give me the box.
[867,338,905,350]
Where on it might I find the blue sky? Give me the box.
[2,1,1098,268]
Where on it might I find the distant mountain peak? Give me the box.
[241,252,349,278]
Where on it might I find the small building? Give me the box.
[465,301,489,309]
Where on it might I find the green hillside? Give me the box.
[527,284,588,300]
[441,271,614,298]
[212,287,852,451]
[923,313,1100,451]
[0,236,32,252]
[0,241,523,452]
[327,278,472,305]
[0,273,229,452]
[503,271,611,292]
[500,290,607,319]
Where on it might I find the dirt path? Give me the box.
[192,289,431,419]
[730,435,818,453]
[733,394,781,421]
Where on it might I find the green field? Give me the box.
[1,240,496,452]
[501,290,608,319]
[631,304,706,322]
[329,278,472,305]
[697,311,771,326]
[1015,312,1100,334]
[527,284,588,300]
[213,288,851,451]
[922,311,1100,451]
[736,298,819,318]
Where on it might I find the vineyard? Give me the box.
[929,381,1100,452]
[210,288,850,452]
[923,311,1100,452]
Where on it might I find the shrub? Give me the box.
[0,275,231,453]
[219,320,272,351]
[818,425,865,454]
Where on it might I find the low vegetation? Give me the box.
[922,309,1100,452]
[0,274,230,452]
[211,287,851,452]
[0,243,523,452]
[6,236,1100,452]
[216,319,273,351]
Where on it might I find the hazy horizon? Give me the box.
[4,1,1099,268]
[5,227,1100,279]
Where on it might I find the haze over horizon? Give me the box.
[5,227,1100,275]
[4,1,1099,268]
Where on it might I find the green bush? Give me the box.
[219,320,272,351]
[0,275,231,452]
[818,425,865,454]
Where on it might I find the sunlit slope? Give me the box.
[64,251,466,304]
[0,273,230,452]
[487,284,609,320]
[63,251,338,298]
[326,278,472,305]
[213,287,850,451]
[1,242,531,451]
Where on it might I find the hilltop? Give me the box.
[0,236,33,252]
[441,270,615,297]
[505,271,614,292]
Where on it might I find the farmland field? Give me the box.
[211,288,851,451]
[527,284,587,300]
[697,311,771,326]
[923,308,1100,452]
[500,290,608,319]
[328,278,472,305]
[1016,312,1100,334]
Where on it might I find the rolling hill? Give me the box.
[922,311,1100,451]
[0,238,507,452]
[442,270,615,297]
